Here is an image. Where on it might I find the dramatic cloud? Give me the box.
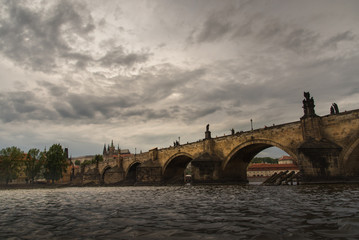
[0,1,93,72]
[188,2,357,56]
[0,0,359,157]
[0,0,150,74]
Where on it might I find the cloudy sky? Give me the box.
[0,0,358,157]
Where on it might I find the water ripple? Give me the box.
[1,184,359,239]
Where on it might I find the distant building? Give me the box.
[278,155,296,164]
[103,140,131,160]
[247,156,299,177]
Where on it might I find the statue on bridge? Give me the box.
[330,105,335,115]
[302,92,316,118]
[333,103,339,114]
[330,103,340,115]
[205,124,211,139]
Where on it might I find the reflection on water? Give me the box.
[1,184,359,239]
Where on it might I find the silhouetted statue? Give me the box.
[333,103,339,114]
[231,128,235,135]
[302,92,316,118]
[330,105,335,115]
[205,124,211,139]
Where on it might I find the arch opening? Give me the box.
[163,155,193,184]
[125,162,141,183]
[102,166,123,184]
[102,166,111,184]
[344,139,359,177]
[223,144,298,184]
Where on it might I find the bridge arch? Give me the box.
[222,139,298,182]
[162,152,194,184]
[342,135,359,176]
[101,165,123,184]
[101,166,112,184]
[125,161,141,182]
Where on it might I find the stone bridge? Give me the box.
[81,94,359,185]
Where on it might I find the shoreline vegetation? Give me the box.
[0,144,106,188]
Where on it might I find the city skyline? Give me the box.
[1,0,359,157]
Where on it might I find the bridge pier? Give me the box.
[191,153,222,184]
[298,94,345,181]
[298,139,342,181]
[136,166,162,184]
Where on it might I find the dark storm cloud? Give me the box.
[188,5,356,55]
[98,46,150,67]
[38,81,69,97]
[143,67,206,103]
[0,91,57,123]
[195,13,233,43]
[16,65,208,124]
[66,93,136,119]
[0,0,150,73]
[181,105,220,122]
[255,19,356,54]
[322,31,356,50]
[0,88,135,123]
[187,1,252,44]
[2,50,357,127]
[53,103,76,119]
[0,0,94,72]
[61,52,94,70]
[121,108,171,121]
[281,29,320,54]
[107,64,207,105]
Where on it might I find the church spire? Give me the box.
[103,144,106,155]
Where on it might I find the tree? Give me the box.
[251,157,278,164]
[25,148,44,183]
[74,160,81,166]
[81,160,92,167]
[0,146,24,184]
[92,154,103,168]
[44,144,68,183]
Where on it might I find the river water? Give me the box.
[1,184,359,239]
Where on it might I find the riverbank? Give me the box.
[0,183,73,190]
[3,179,359,190]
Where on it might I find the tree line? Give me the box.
[74,154,103,168]
[0,144,68,185]
[251,157,278,164]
